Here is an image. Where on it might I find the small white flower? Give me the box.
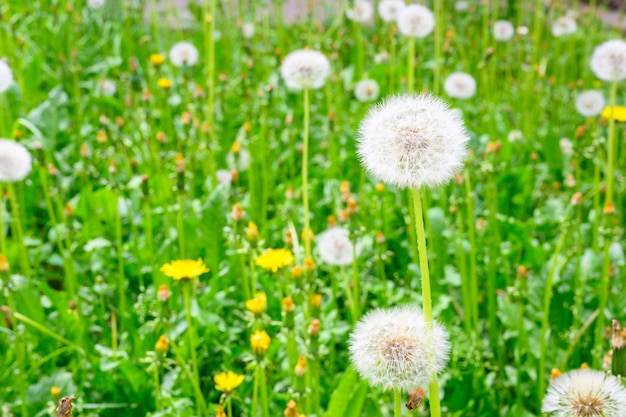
[87,0,106,9]
[357,94,469,189]
[575,90,605,117]
[378,0,405,22]
[443,72,476,100]
[560,138,573,156]
[552,16,577,37]
[507,130,523,142]
[454,1,469,12]
[354,79,380,102]
[374,50,389,64]
[590,40,626,81]
[280,49,330,90]
[346,1,374,23]
[349,306,450,391]
[0,139,32,182]
[316,227,361,266]
[397,5,435,38]
[516,26,529,36]
[0,60,13,93]
[169,42,199,67]
[541,369,626,417]
[98,79,117,96]
[242,22,254,39]
[493,20,515,41]
[216,169,232,187]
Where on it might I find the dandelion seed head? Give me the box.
[87,0,106,9]
[242,22,254,39]
[507,130,523,142]
[378,0,405,22]
[354,79,380,102]
[280,49,330,90]
[357,94,469,189]
[346,1,374,23]
[397,5,435,38]
[552,16,577,37]
[493,20,515,41]
[349,306,450,391]
[541,369,626,417]
[0,139,32,183]
[443,72,476,99]
[0,60,14,93]
[169,42,199,67]
[575,90,605,117]
[590,40,626,81]
[560,138,573,156]
[454,1,469,12]
[99,79,117,97]
[316,227,361,266]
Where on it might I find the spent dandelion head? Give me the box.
[552,16,577,37]
[316,227,361,266]
[493,20,514,41]
[280,49,330,90]
[346,0,374,23]
[397,5,435,38]
[575,90,605,117]
[87,0,106,9]
[0,60,14,93]
[443,72,476,99]
[0,139,32,182]
[160,259,209,281]
[169,41,199,67]
[241,22,255,39]
[357,94,470,189]
[349,306,450,391]
[378,0,405,22]
[541,369,626,417]
[590,40,626,82]
[255,249,295,272]
[214,371,245,394]
[354,79,380,103]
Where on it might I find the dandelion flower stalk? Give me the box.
[7,183,30,278]
[203,0,218,185]
[183,280,203,417]
[302,87,312,257]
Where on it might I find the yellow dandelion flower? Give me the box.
[601,105,626,122]
[214,371,245,393]
[255,249,294,273]
[160,259,209,280]
[157,77,173,89]
[50,386,61,397]
[246,292,267,314]
[250,330,271,356]
[155,335,170,353]
[150,53,165,67]
[0,254,9,272]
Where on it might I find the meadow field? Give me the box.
[1,0,626,416]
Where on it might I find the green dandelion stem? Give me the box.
[407,37,415,93]
[183,281,204,417]
[302,87,312,258]
[394,388,402,417]
[6,182,30,279]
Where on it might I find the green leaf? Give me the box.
[322,368,358,417]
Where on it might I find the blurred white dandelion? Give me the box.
[216,169,232,187]
[357,94,469,189]
[552,16,577,37]
[541,369,626,417]
[560,138,573,156]
[590,40,626,81]
[169,42,199,67]
[349,305,450,391]
[280,49,330,90]
[397,5,435,38]
[87,0,106,9]
[493,20,514,41]
[316,227,361,266]
[0,61,13,93]
[98,79,117,97]
[454,1,470,12]
[354,79,380,102]
[507,130,523,143]
[575,90,605,117]
[378,0,405,22]
[443,72,476,100]
[227,148,251,171]
[0,139,32,182]
[346,1,374,23]
[242,22,255,39]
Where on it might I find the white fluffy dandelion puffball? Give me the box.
[99,79,117,97]
[357,94,470,189]
[316,227,361,266]
[443,72,476,100]
[0,139,32,182]
[169,42,199,67]
[349,306,450,391]
[552,16,577,37]
[346,1,374,23]
[0,60,14,93]
[354,79,380,102]
[87,0,106,9]
[575,90,605,117]
[241,22,254,39]
[590,40,626,82]
[541,369,626,417]
[378,0,405,23]
[280,49,330,91]
[397,5,435,38]
[493,20,515,41]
